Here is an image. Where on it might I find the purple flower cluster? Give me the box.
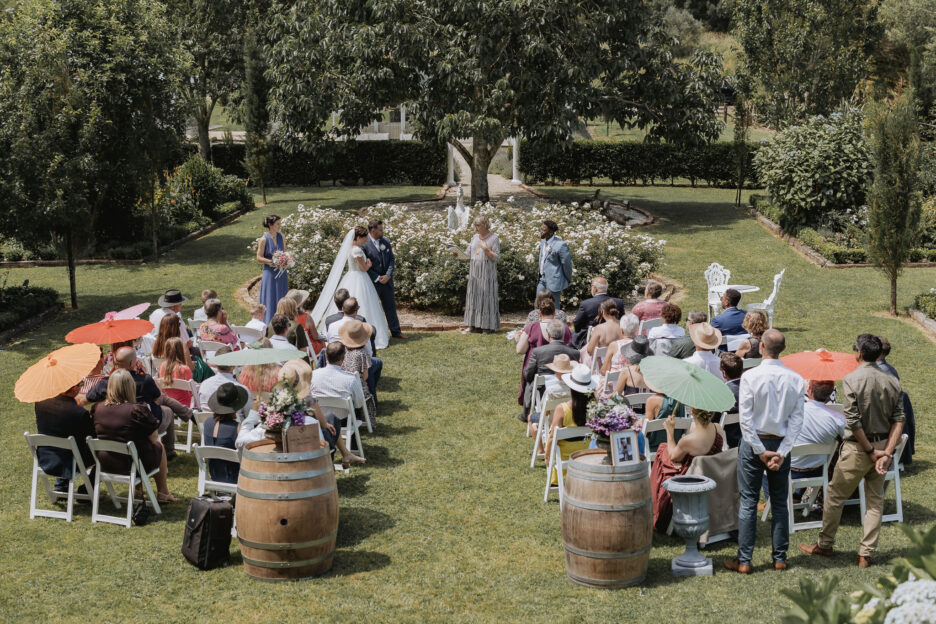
[289,410,306,427]
[586,396,641,437]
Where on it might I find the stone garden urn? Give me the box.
[662,475,717,576]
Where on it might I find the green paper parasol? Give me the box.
[207,347,307,366]
[638,355,736,412]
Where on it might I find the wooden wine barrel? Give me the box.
[236,439,338,581]
[561,449,652,588]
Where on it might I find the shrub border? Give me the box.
[909,307,936,340]
[0,301,63,345]
[746,205,936,270]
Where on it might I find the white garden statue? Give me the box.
[447,183,470,231]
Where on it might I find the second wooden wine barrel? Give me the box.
[236,439,338,581]
[561,449,652,588]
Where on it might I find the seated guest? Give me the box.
[630,280,666,322]
[324,288,352,330]
[192,289,218,322]
[198,346,252,420]
[876,337,915,465]
[152,314,194,370]
[526,289,567,325]
[544,364,596,485]
[601,313,640,376]
[202,383,248,483]
[581,299,624,370]
[666,309,707,360]
[735,311,768,359]
[102,339,147,376]
[238,338,280,409]
[77,350,107,407]
[684,322,725,381]
[309,343,367,468]
[290,289,325,355]
[521,319,580,421]
[789,380,844,490]
[35,381,96,493]
[612,335,650,396]
[338,320,380,419]
[572,276,624,348]
[266,297,309,352]
[157,337,194,407]
[720,352,743,448]
[517,297,572,415]
[91,369,177,502]
[198,298,239,348]
[711,288,746,336]
[643,378,688,454]
[650,407,724,531]
[647,303,686,355]
[149,288,191,342]
[246,304,267,334]
[268,314,294,350]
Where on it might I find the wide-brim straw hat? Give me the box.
[689,322,722,351]
[207,382,249,414]
[338,320,373,349]
[561,364,599,393]
[157,289,187,308]
[277,360,313,399]
[621,335,650,364]
[546,353,575,375]
[286,289,311,309]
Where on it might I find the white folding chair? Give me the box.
[193,411,212,447]
[316,396,364,460]
[187,318,202,333]
[859,434,908,524]
[354,372,373,433]
[198,340,228,359]
[590,346,607,376]
[24,432,100,522]
[600,370,621,396]
[638,317,662,337]
[719,412,739,451]
[157,377,200,453]
[704,262,731,320]
[747,269,785,328]
[526,374,548,438]
[530,377,569,468]
[193,444,239,497]
[623,392,655,411]
[231,325,263,345]
[742,358,762,370]
[584,325,593,346]
[643,417,692,464]
[760,443,836,531]
[544,425,592,504]
[86,437,162,527]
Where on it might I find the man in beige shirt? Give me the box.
[799,334,904,568]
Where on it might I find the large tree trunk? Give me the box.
[65,226,77,309]
[890,274,898,317]
[150,177,159,262]
[196,97,216,161]
[260,176,266,205]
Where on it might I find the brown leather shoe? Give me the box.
[858,556,871,569]
[798,543,833,557]
[774,561,789,571]
[392,333,408,340]
[724,559,751,574]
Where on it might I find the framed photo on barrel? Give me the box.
[610,430,640,466]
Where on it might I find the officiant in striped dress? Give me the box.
[462,215,500,333]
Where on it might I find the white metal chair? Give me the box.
[198,340,228,359]
[638,317,662,336]
[704,263,731,319]
[186,318,202,333]
[643,417,692,463]
[623,392,655,412]
[530,376,569,467]
[600,370,621,396]
[192,444,239,497]
[354,372,374,433]
[24,432,100,522]
[717,412,738,451]
[742,358,762,370]
[86,437,162,527]
[747,269,785,328]
[526,374,549,438]
[590,346,608,376]
[316,396,364,460]
[544,425,592,503]
[859,434,908,524]
[759,442,836,532]
[193,411,212,447]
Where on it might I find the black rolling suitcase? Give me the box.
[181,495,234,570]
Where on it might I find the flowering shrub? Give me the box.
[282,199,665,314]
[258,381,311,432]
[586,394,642,437]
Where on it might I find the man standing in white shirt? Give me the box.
[198,346,252,420]
[683,322,725,381]
[726,329,804,574]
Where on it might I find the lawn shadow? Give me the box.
[376,423,419,437]
[356,443,402,469]
[336,472,371,498]
[376,376,402,392]
[639,200,748,234]
[376,399,406,415]
[336,506,396,548]
[327,550,392,576]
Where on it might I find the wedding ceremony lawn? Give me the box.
[1,184,933,623]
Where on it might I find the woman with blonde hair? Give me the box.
[158,337,194,407]
[239,338,281,409]
[735,310,768,359]
[266,297,309,351]
[91,369,177,503]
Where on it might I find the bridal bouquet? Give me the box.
[586,394,641,437]
[271,249,294,278]
[257,382,310,433]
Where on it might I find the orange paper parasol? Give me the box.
[15,343,101,403]
[780,349,859,381]
[65,318,154,344]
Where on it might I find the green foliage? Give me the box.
[0,282,59,331]
[781,577,853,624]
[653,0,705,57]
[520,140,760,187]
[241,28,270,203]
[753,109,872,232]
[880,0,936,139]
[734,0,882,127]
[158,155,252,228]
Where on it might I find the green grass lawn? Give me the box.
[1,184,933,623]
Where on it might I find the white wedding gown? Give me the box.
[309,231,390,350]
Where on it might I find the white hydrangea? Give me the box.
[884,601,936,624]
[889,579,936,608]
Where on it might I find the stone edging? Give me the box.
[746,206,936,270]
[909,308,936,339]
[0,205,255,268]
[0,303,63,345]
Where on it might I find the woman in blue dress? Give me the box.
[256,215,288,323]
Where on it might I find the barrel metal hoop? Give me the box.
[563,543,652,560]
[238,467,332,481]
[236,485,335,500]
[239,532,336,551]
[242,548,335,569]
[567,570,647,588]
[568,455,648,475]
[563,496,652,512]
[566,468,649,482]
[241,447,329,463]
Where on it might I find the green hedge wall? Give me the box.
[519,140,761,187]
[207,141,446,186]
[0,285,59,332]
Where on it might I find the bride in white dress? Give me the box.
[309,225,390,350]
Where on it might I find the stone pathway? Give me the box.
[446,140,531,201]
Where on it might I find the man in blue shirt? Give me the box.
[711,288,746,335]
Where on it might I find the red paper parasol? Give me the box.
[15,343,101,403]
[65,318,154,344]
[780,349,859,381]
[103,302,151,321]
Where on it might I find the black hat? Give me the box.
[207,383,249,414]
[621,335,650,364]
[157,289,188,308]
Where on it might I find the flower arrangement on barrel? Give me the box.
[282,200,665,315]
[258,381,311,435]
[586,394,642,462]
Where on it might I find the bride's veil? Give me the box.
[309,228,354,331]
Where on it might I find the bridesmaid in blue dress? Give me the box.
[256,215,288,323]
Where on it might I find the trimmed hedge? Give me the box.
[208,141,446,187]
[915,292,936,319]
[0,285,59,332]
[518,140,761,187]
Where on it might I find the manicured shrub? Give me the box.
[0,284,59,331]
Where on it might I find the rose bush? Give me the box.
[282,200,665,314]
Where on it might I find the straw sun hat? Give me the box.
[689,322,722,351]
[338,320,373,349]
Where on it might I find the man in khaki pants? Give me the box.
[799,334,904,568]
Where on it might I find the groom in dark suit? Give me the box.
[363,219,405,339]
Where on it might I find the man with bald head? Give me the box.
[726,328,804,574]
[571,275,624,348]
